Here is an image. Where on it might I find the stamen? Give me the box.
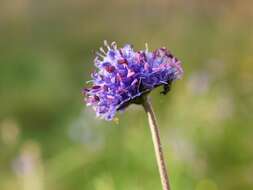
[111,41,117,50]
[104,40,110,50]
[86,80,93,84]
[99,47,106,55]
[94,57,101,65]
[145,43,149,53]
[96,52,105,58]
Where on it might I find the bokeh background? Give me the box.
[0,0,253,190]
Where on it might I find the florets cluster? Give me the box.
[83,41,183,120]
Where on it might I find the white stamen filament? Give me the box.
[96,52,105,58]
[111,41,117,50]
[99,47,106,55]
[104,40,111,50]
[145,43,149,53]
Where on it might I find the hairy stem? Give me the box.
[142,96,171,190]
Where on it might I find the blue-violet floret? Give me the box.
[83,41,183,120]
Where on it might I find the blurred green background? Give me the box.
[0,0,253,190]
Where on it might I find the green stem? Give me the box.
[142,96,171,190]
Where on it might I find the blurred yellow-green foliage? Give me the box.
[0,0,253,190]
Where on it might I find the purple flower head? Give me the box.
[83,41,183,120]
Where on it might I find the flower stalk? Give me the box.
[142,96,171,190]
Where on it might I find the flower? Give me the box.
[83,41,183,120]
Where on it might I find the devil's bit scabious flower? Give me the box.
[83,41,183,120]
